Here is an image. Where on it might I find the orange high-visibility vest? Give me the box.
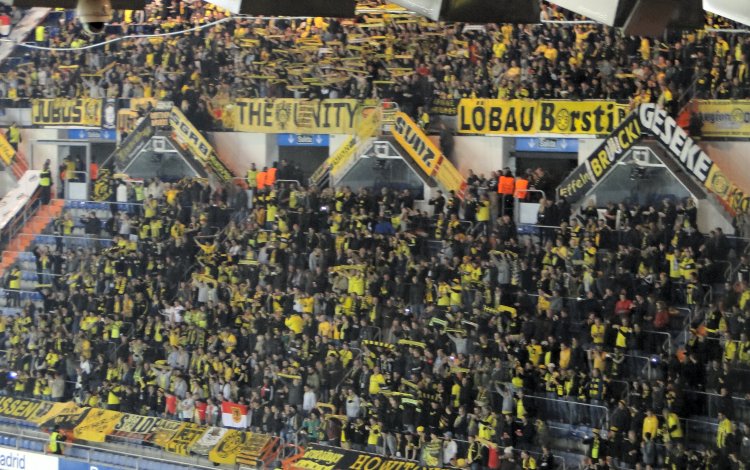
[256,171,267,190]
[498,176,515,195]
[266,167,277,186]
[514,178,529,199]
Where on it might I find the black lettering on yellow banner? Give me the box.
[32,98,102,127]
[585,115,642,182]
[458,100,628,135]
[233,99,361,134]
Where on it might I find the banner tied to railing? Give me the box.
[457,99,629,135]
[0,397,275,466]
[293,444,443,470]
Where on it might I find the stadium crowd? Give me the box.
[0,1,749,126]
[2,166,749,469]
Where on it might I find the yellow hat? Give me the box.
[417,426,425,432]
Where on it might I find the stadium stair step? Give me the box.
[0,200,63,277]
[9,150,29,180]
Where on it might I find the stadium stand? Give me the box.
[0,1,748,127]
[0,1,749,470]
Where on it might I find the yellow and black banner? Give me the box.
[0,132,16,166]
[585,114,642,182]
[0,397,58,424]
[108,414,163,444]
[0,398,278,466]
[209,430,273,465]
[392,112,443,176]
[705,166,749,215]
[458,99,628,135]
[169,107,233,182]
[556,112,641,203]
[149,419,184,448]
[161,422,204,455]
[695,100,750,138]
[292,444,442,470]
[233,99,363,134]
[392,112,467,198]
[32,98,103,127]
[328,136,357,178]
[72,408,122,442]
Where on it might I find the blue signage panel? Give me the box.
[67,129,117,141]
[516,137,578,153]
[59,458,118,470]
[277,133,330,147]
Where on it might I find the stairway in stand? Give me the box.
[9,150,29,180]
[0,199,64,277]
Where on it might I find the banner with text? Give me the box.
[695,100,750,138]
[292,445,442,470]
[392,112,467,198]
[233,99,363,134]
[458,99,629,135]
[637,104,714,185]
[431,98,459,116]
[0,398,277,467]
[0,397,58,424]
[32,98,103,127]
[556,112,642,203]
[72,408,122,442]
[107,414,163,445]
[0,448,59,470]
[392,112,441,177]
[208,430,273,466]
[169,107,233,182]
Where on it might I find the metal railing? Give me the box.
[519,393,610,430]
[52,198,145,210]
[0,422,222,470]
[0,192,41,255]
[7,232,120,252]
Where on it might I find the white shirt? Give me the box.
[302,390,317,413]
[443,440,457,464]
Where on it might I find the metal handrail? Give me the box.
[51,198,145,208]
[333,347,363,393]
[642,329,672,353]
[522,392,610,429]
[0,423,222,470]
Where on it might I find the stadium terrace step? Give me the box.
[0,201,62,278]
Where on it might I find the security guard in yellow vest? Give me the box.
[8,122,20,150]
[106,381,122,411]
[662,409,683,441]
[246,163,258,209]
[7,266,20,307]
[48,425,63,454]
[40,159,52,204]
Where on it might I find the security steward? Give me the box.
[40,159,52,204]
[48,425,63,455]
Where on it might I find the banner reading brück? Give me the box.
[695,100,750,138]
[458,99,628,135]
[556,111,642,203]
[32,98,103,127]
[233,99,363,134]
